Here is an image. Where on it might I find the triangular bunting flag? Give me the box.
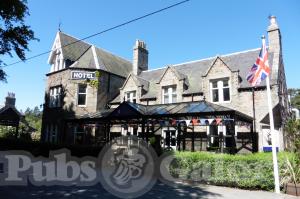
[185,120,191,126]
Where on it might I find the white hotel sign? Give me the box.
[71,71,96,80]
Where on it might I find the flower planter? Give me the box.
[285,183,300,196]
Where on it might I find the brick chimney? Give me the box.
[133,40,148,75]
[5,92,16,107]
[267,15,282,83]
[267,16,281,52]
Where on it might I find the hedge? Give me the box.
[170,151,298,191]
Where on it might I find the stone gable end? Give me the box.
[121,75,140,103]
[159,68,179,87]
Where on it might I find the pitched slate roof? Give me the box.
[94,47,132,77]
[59,32,90,62]
[137,48,273,99]
[111,48,275,103]
[71,47,96,69]
[0,105,23,126]
[58,32,132,77]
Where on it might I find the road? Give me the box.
[0,182,298,199]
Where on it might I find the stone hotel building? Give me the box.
[41,16,290,153]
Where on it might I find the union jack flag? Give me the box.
[246,38,270,86]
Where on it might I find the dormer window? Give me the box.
[210,79,230,103]
[125,91,136,103]
[162,85,177,104]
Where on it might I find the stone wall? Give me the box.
[42,68,126,143]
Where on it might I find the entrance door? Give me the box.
[164,130,177,150]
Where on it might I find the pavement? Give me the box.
[0,182,298,199]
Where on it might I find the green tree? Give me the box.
[0,0,38,82]
[23,106,42,140]
[288,88,300,110]
[285,119,300,154]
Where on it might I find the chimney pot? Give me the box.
[269,15,277,25]
[268,15,279,31]
[133,39,148,75]
[5,92,16,107]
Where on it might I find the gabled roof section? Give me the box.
[48,31,133,77]
[156,66,187,84]
[136,48,267,99]
[107,101,145,119]
[202,56,236,77]
[0,106,22,117]
[0,106,23,126]
[120,73,150,90]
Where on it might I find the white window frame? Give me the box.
[49,86,62,108]
[210,79,231,103]
[125,91,137,103]
[162,85,177,104]
[77,84,87,107]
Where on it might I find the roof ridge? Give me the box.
[172,48,261,67]
[59,31,132,64]
[220,47,261,58]
[172,57,216,67]
[141,66,168,73]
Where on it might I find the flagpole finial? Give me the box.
[261,35,266,44]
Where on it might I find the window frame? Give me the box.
[49,86,62,108]
[77,84,87,107]
[125,90,137,103]
[210,79,231,103]
[162,85,177,104]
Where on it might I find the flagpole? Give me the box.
[264,47,280,193]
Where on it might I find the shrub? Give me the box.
[284,119,300,185]
[170,151,297,191]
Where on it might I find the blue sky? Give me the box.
[0,0,299,111]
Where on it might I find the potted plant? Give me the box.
[281,156,300,196]
[283,119,300,196]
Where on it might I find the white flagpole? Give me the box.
[266,76,280,193]
[264,35,280,193]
